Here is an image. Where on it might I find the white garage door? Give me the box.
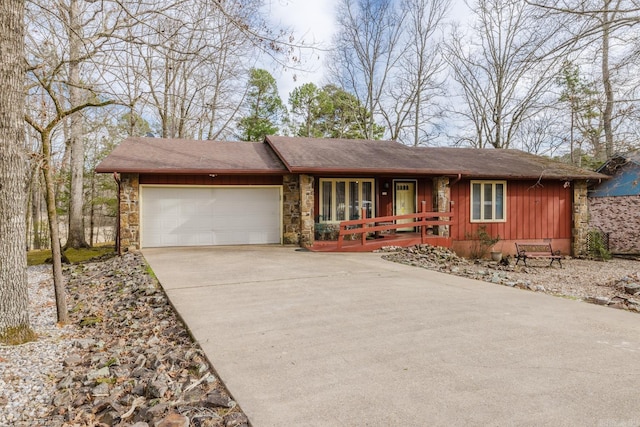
[141,186,281,247]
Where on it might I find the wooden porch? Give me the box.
[307,205,454,253]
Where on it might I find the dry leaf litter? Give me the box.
[0,252,248,427]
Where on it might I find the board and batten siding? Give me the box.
[450,180,572,243]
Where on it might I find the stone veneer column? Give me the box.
[119,173,140,252]
[572,180,589,257]
[282,174,301,245]
[434,177,451,237]
[299,174,315,247]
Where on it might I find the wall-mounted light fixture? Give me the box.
[209,174,217,178]
[383,182,390,190]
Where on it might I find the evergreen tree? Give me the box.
[238,68,285,141]
[288,83,384,140]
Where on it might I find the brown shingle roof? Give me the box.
[265,136,465,175]
[95,137,288,174]
[266,136,607,180]
[96,135,608,181]
[414,147,607,180]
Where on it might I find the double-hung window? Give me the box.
[471,181,506,222]
[319,178,374,222]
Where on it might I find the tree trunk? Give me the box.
[0,0,34,344]
[41,131,69,324]
[31,172,43,249]
[89,171,95,246]
[601,2,614,161]
[66,0,89,249]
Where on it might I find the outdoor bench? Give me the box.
[514,243,562,267]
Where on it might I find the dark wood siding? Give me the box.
[417,178,434,211]
[451,179,572,241]
[139,174,283,186]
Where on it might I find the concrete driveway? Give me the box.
[142,246,640,427]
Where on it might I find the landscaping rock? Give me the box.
[91,382,110,397]
[203,390,231,408]
[87,366,110,381]
[379,245,640,314]
[157,412,190,427]
[0,252,247,426]
[624,283,640,295]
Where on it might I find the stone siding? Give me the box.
[299,174,315,246]
[572,180,589,257]
[434,177,450,237]
[282,175,301,245]
[589,195,640,254]
[119,173,140,252]
[281,174,314,246]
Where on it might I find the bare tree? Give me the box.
[116,0,298,141]
[444,0,570,149]
[528,0,640,160]
[0,0,35,344]
[382,0,450,146]
[25,49,112,323]
[25,0,129,249]
[329,0,406,140]
[66,0,90,248]
[515,109,566,156]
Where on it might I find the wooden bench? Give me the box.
[514,243,562,267]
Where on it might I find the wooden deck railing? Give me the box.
[336,202,454,249]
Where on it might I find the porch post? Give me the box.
[282,174,301,245]
[434,176,451,237]
[572,180,589,257]
[361,207,367,245]
[299,174,315,247]
[421,201,427,243]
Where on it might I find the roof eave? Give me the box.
[95,168,288,175]
[287,167,471,175]
[468,173,609,180]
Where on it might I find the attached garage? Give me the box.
[140,186,282,248]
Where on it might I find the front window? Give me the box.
[319,178,374,222]
[471,181,506,222]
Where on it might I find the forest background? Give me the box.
[1,0,639,329]
[22,0,640,256]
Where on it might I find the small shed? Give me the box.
[589,152,640,254]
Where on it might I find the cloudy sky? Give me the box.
[263,0,471,102]
[263,0,340,101]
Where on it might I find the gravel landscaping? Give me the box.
[1,247,638,426]
[379,245,640,312]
